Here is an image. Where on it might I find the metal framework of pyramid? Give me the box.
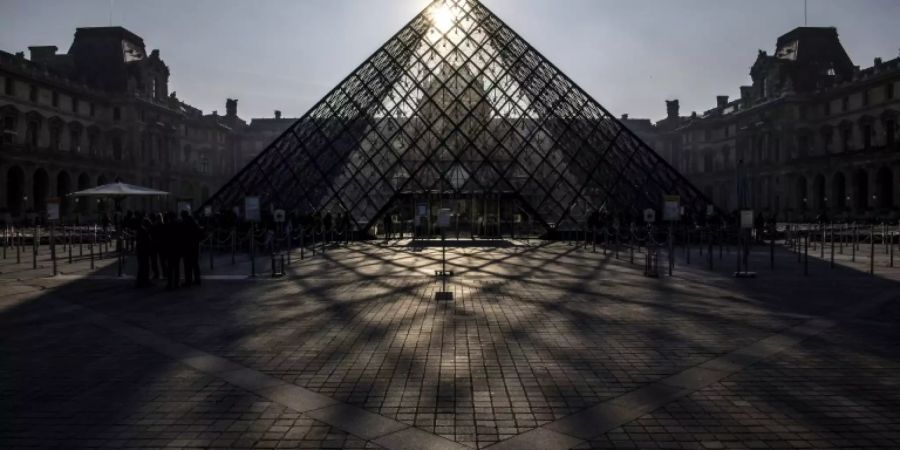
[207,0,711,232]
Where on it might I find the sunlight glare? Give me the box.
[430,2,457,34]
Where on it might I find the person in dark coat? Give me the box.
[164,212,181,290]
[150,213,165,280]
[181,211,202,286]
[135,218,152,288]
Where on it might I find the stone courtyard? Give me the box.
[2,241,900,449]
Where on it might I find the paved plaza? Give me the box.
[2,241,900,449]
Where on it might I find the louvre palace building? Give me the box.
[0,26,259,223]
[624,27,900,222]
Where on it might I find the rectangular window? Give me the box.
[29,85,38,102]
[52,91,59,107]
[89,102,95,117]
[113,107,121,121]
[72,97,79,114]
[842,96,849,112]
[88,133,97,155]
[50,126,61,151]
[862,90,869,107]
[70,129,81,152]
[3,77,14,96]
[886,120,896,146]
[824,101,831,116]
[863,124,872,149]
[26,120,38,147]
[1,116,15,144]
[887,83,895,100]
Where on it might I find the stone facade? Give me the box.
[0,27,246,223]
[624,27,900,222]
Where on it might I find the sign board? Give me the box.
[514,214,522,224]
[391,215,399,224]
[273,209,286,223]
[46,201,60,221]
[663,195,681,221]
[203,206,213,217]
[643,208,656,224]
[437,208,452,228]
[245,197,261,222]
[177,201,192,214]
[740,210,755,230]
[706,204,715,217]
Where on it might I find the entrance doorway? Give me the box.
[376,191,536,241]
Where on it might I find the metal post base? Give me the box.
[435,291,454,301]
[732,271,757,278]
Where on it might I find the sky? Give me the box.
[1,0,899,121]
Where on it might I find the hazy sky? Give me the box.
[1,0,899,121]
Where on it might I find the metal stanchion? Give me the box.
[830,225,835,269]
[804,231,809,276]
[870,223,875,275]
[250,226,257,278]
[116,231,123,278]
[820,223,825,259]
[50,223,57,276]
[32,225,38,270]
[231,228,237,265]
[770,224,775,270]
[300,228,305,260]
[68,226,73,264]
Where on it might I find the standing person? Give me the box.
[135,217,152,288]
[164,211,181,290]
[150,213,165,280]
[181,211,202,286]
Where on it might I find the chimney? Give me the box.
[740,86,752,101]
[874,57,883,69]
[212,110,218,116]
[274,110,282,120]
[226,99,238,117]
[28,45,58,61]
[666,100,680,120]
[621,113,629,120]
[716,96,729,108]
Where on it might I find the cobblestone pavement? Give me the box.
[1,242,899,449]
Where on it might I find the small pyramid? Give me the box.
[207,0,711,231]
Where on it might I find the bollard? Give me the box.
[592,229,596,253]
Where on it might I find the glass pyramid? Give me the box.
[208,0,711,233]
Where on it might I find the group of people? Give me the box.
[131,211,204,289]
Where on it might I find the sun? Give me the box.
[429,2,458,34]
